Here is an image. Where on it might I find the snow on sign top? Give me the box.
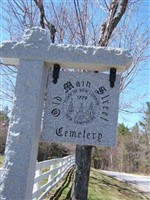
[0,27,132,72]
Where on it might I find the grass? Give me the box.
[46,168,150,200]
[88,169,150,200]
[45,168,74,200]
[0,156,149,200]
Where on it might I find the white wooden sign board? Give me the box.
[42,70,121,146]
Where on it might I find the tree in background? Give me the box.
[0,0,150,199]
[91,107,150,174]
[92,123,130,172]
[37,142,72,161]
[140,102,150,144]
[121,116,150,174]
[0,109,9,154]
[118,123,129,136]
[139,102,150,173]
[1,1,149,102]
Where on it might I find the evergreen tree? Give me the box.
[140,102,150,136]
[118,123,129,136]
[0,110,9,124]
[0,109,9,154]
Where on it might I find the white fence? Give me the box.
[32,155,75,200]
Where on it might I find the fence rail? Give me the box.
[32,155,75,200]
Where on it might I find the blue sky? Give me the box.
[118,1,150,127]
[119,62,150,127]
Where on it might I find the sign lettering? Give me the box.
[42,71,120,147]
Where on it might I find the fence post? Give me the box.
[32,156,75,199]
[56,161,62,183]
[68,156,71,168]
[33,166,41,193]
[48,164,54,182]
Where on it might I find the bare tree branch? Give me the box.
[98,0,128,46]
[34,0,45,28]
[74,0,85,45]
[33,0,56,42]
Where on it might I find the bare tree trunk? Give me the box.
[71,145,92,200]
[72,1,128,199]
[34,0,56,43]
[98,0,128,47]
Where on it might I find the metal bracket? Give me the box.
[109,68,116,88]
[53,64,60,84]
